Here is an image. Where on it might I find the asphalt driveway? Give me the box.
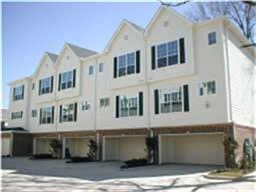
[1,157,255,192]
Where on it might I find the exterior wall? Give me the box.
[225,27,255,127]
[8,79,31,129]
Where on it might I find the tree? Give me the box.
[189,1,256,43]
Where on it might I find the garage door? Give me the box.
[161,134,225,165]
[36,138,52,154]
[2,137,11,156]
[104,137,147,161]
[66,138,90,157]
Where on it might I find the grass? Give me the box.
[207,168,255,180]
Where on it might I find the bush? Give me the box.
[66,156,91,163]
[121,158,148,169]
[223,136,238,168]
[240,138,255,170]
[86,139,97,161]
[30,154,54,159]
[145,136,158,164]
[49,139,62,158]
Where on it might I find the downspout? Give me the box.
[223,21,235,138]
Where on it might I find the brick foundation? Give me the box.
[233,124,256,163]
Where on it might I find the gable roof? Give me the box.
[66,43,98,58]
[46,52,58,63]
[104,19,144,53]
[145,5,193,35]
[33,52,57,77]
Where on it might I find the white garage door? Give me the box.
[66,138,90,157]
[2,137,11,156]
[36,139,52,154]
[104,137,147,161]
[161,134,225,165]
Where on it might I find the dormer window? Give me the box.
[39,76,53,95]
[58,69,76,91]
[13,85,24,101]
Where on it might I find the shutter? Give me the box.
[21,111,23,118]
[115,95,119,118]
[50,76,54,92]
[52,106,54,124]
[39,108,42,124]
[151,46,156,70]
[74,103,77,122]
[113,57,117,78]
[179,38,185,64]
[13,87,16,101]
[183,84,189,112]
[154,89,159,114]
[39,80,42,95]
[73,69,76,87]
[139,92,143,116]
[21,85,24,99]
[59,105,62,123]
[136,50,140,73]
[58,74,61,91]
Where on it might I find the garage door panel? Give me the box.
[36,139,52,154]
[2,138,10,156]
[66,139,90,157]
[162,134,225,165]
[105,137,146,161]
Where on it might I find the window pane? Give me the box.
[157,44,167,58]
[99,63,104,72]
[208,32,216,45]
[207,81,216,94]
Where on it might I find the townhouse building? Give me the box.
[2,6,255,165]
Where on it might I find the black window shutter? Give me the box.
[21,85,24,99]
[179,38,185,64]
[50,76,54,92]
[58,74,61,91]
[136,50,140,74]
[39,80,42,95]
[52,106,54,124]
[74,103,77,121]
[115,95,119,118]
[139,92,143,116]
[151,46,156,70]
[13,87,16,100]
[154,89,159,114]
[73,69,76,87]
[113,57,117,78]
[183,84,189,112]
[39,108,42,124]
[59,105,62,123]
[21,111,23,118]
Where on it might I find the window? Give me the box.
[159,87,182,113]
[11,111,23,119]
[157,40,178,68]
[199,81,216,96]
[40,107,54,124]
[89,65,94,75]
[120,96,138,117]
[99,98,109,108]
[99,63,104,73]
[59,70,76,90]
[208,32,216,45]
[39,76,53,95]
[13,85,24,101]
[60,103,77,122]
[117,52,135,77]
[81,101,90,111]
[31,109,37,118]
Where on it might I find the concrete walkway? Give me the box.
[2,157,255,192]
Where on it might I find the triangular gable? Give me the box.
[104,19,144,53]
[33,52,57,77]
[145,5,193,36]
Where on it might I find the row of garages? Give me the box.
[26,133,224,165]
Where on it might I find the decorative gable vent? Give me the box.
[163,21,169,27]
[124,35,128,40]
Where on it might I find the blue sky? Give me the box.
[2,2,192,109]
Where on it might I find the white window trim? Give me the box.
[119,95,139,117]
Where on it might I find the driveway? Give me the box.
[1,157,255,192]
